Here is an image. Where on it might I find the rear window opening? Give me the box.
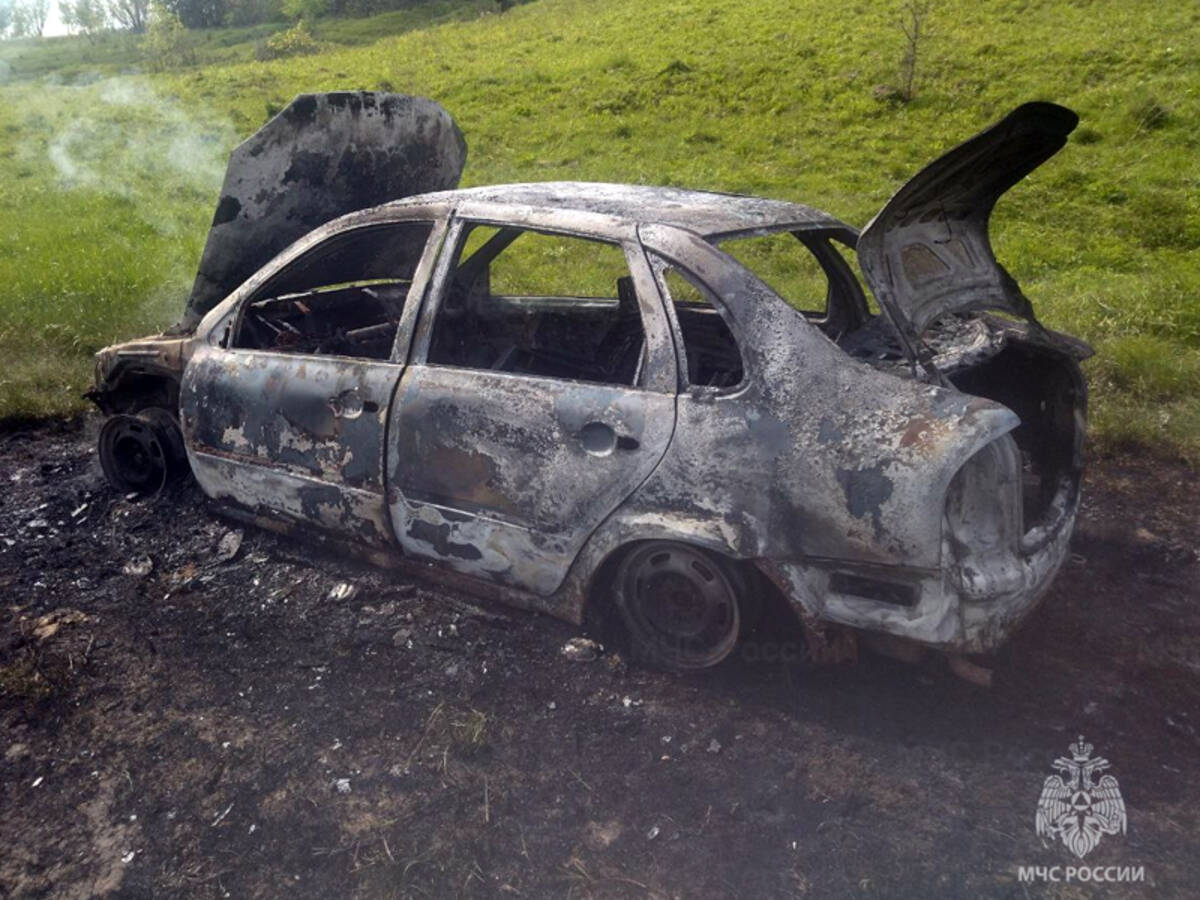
[718,230,831,317]
[712,228,873,342]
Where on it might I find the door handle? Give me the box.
[330,388,368,419]
[578,422,639,455]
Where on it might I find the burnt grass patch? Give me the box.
[1,416,1198,898]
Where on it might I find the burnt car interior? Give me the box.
[949,337,1082,531]
[427,225,649,386]
[839,309,1084,535]
[233,221,433,360]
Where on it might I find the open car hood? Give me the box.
[856,102,1078,353]
[176,92,466,333]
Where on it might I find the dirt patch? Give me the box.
[1,416,1197,898]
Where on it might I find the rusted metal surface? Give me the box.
[385,366,677,595]
[87,337,190,415]
[95,103,1092,666]
[181,349,400,543]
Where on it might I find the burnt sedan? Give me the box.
[90,97,1090,670]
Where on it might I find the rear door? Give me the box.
[386,217,678,595]
[181,218,442,545]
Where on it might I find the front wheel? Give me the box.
[98,408,186,496]
[614,541,744,671]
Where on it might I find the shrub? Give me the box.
[254,19,319,60]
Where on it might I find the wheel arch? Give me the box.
[88,364,182,416]
[558,508,761,624]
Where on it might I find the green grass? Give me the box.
[1,0,1198,458]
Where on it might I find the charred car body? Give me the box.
[90,95,1090,670]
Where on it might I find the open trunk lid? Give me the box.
[856,102,1079,355]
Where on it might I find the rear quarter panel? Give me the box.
[627,225,1021,572]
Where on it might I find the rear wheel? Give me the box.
[98,408,186,496]
[614,541,744,671]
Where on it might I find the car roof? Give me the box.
[390,182,850,239]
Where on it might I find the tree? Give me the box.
[61,0,110,36]
[142,0,194,68]
[896,0,931,103]
[162,0,227,29]
[281,0,326,21]
[0,0,14,36]
[223,0,281,28]
[9,2,29,35]
[106,0,150,32]
[23,0,49,35]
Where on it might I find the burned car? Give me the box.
[90,95,1090,671]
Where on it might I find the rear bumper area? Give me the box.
[946,501,1075,651]
[762,498,1077,653]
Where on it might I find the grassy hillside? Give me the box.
[1,0,1198,456]
[0,1,501,80]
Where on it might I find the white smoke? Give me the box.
[44,76,236,235]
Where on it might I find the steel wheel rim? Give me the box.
[620,543,741,669]
[99,415,169,495]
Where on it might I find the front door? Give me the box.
[181,219,440,545]
[386,218,678,595]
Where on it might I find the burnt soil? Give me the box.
[1,416,1197,899]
